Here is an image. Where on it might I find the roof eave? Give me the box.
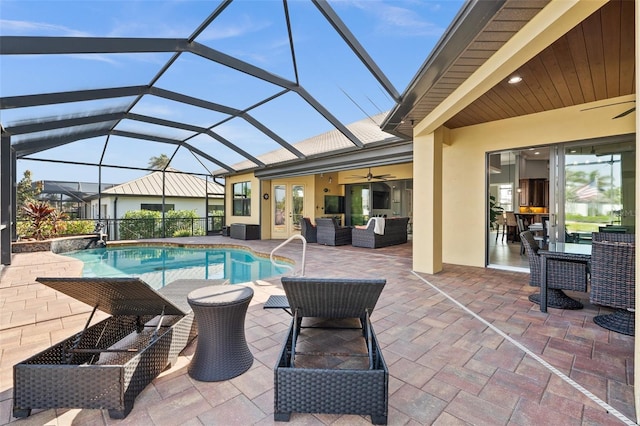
[382,0,506,135]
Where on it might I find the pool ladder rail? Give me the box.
[270,234,307,277]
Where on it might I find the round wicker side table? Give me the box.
[187,285,254,381]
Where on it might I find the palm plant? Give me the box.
[489,195,504,229]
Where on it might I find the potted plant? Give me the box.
[489,195,504,229]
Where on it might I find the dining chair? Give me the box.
[494,213,506,242]
[520,231,587,310]
[589,234,635,335]
[504,212,518,243]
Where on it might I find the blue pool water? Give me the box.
[64,245,290,289]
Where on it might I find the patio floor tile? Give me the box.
[0,236,635,425]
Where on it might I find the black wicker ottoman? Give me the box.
[187,285,254,381]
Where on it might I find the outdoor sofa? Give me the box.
[351,217,410,248]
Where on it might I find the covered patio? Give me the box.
[0,238,634,425]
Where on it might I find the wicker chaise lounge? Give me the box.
[13,277,202,419]
[274,277,388,424]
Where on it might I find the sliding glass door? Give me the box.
[487,136,635,269]
[559,139,635,243]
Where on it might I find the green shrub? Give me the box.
[164,209,198,237]
[60,220,95,235]
[119,210,161,240]
[118,209,202,239]
[565,213,612,223]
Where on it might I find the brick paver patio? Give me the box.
[0,236,635,425]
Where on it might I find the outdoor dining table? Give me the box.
[538,242,592,313]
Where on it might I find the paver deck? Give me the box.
[0,236,635,425]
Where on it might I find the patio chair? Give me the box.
[592,232,635,243]
[504,211,518,242]
[589,234,635,335]
[300,217,317,243]
[274,277,388,424]
[520,231,588,310]
[315,217,352,246]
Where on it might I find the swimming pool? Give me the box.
[63,245,291,289]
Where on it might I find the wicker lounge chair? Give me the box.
[315,217,352,246]
[300,217,317,243]
[274,277,388,424]
[589,233,635,335]
[13,277,202,419]
[520,231,588,309]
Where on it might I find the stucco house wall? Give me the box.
[431,96,636,268]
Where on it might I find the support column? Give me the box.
[633,0,639,420]
[1,132,13,265]
[412,128,444,274]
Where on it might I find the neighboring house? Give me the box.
[35,180,117,219]
[88,168,224,220]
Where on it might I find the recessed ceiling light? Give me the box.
[508,75,523,84]
[534,151,540,155]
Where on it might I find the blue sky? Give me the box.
[1,0,465,184]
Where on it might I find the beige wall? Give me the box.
[314,173,343,220]
[225,172,261,226]
[412,95,636,272]
[226,164,414,239]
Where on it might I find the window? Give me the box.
[233,182,251,216]
[141,203,174,212]
[498,184,513,211]
[208,205,224,216]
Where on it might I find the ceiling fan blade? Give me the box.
[613,107,636,119]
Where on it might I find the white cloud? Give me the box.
[197,15,272,42]
[337,0,445,37]
[0,19,90,37]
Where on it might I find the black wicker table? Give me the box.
[538,243,591,313]
[187,285,254,381]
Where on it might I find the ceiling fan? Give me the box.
[613,103,636,119]
[348,167,396,181]
[580,100,635,119]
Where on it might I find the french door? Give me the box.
[271,183,305,239]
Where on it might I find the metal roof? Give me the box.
[226,112,403,174]
[100,168,224,198]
